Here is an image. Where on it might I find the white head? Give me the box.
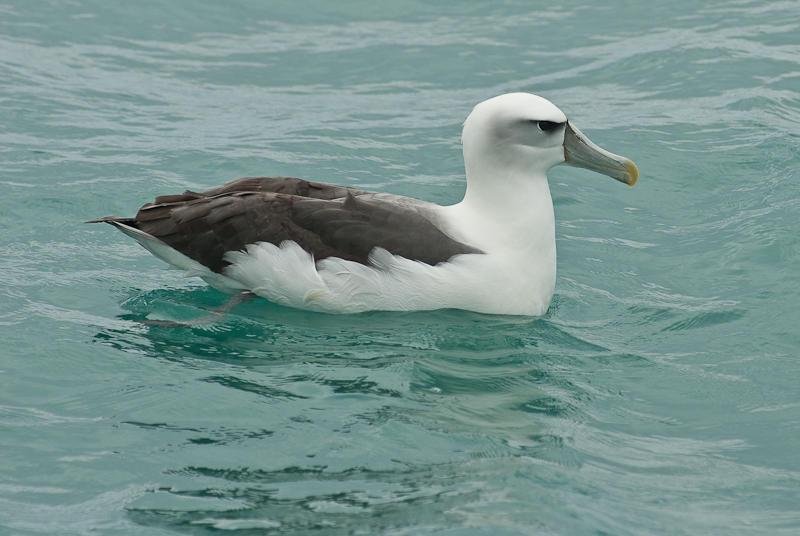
[463,93,569,177]
[461,93,638,195]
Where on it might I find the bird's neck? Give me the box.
[461,144,556,215]
[448,163,556,256]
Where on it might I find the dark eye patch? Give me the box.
[536,120,564,132]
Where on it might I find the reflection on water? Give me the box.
[89,286,632,534]
[84,278,793,534]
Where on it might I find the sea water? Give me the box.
[1,1,799,534]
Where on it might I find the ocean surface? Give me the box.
[2,1,799,534]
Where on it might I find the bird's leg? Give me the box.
[204,291,256,314]
[143,291,256,327]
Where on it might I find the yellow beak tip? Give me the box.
[626,161,639,187]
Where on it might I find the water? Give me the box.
[2,0,799,534]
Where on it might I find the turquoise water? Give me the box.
[2,0,800,533]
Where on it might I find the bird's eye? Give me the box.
[537,120,562,132]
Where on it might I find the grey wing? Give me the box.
[92,177,481,273]
[193,176,367,200]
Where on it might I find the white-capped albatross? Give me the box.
[90,93,638,315]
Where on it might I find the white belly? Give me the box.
[220,239,555,316]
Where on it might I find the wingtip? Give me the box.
[85,216,131,224]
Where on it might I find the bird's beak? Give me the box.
[562,121,638,186]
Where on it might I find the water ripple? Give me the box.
[3,0,800,534]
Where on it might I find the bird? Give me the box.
[90,93,638,316]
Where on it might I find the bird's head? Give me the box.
[462,93,638,186]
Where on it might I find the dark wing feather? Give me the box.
[195,176,365,200]
[93,177,480,272]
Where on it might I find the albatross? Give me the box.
[90,93,638,315]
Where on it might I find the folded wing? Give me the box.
[91,177,481,273]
